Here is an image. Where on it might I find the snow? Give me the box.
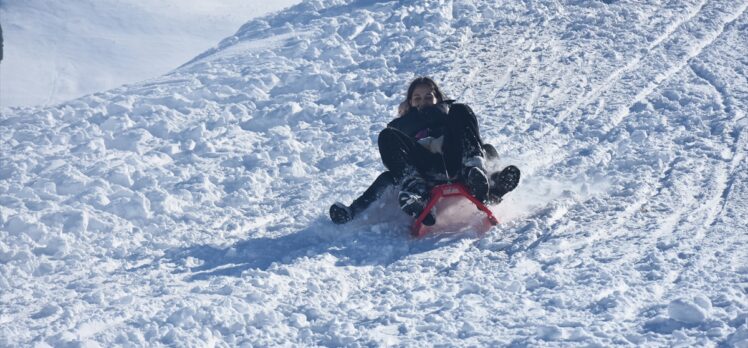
[0,0,301,107]
[2,0,748,346]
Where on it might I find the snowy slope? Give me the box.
[2,0,748,346]
[0,0,300,107]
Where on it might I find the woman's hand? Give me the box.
[398,101,410,117]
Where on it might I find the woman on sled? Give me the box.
[330,77,520,225]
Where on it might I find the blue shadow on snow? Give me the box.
[161,217,474,281]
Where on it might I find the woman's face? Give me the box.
[409,85,437,109]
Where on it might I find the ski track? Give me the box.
[2,0,748,346]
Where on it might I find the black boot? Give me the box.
[465,166,490,203]
[398,175,436,226]
[462,155,490,203]
[329,202,353,224]
[487,165,521,204]
[329,172,396,224]
[482,143,499,160]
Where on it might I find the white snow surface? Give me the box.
[0,0,300,107]
[2,0,748,346]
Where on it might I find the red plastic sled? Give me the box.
[412,183,499,237]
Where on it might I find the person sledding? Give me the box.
[330,77,520,226]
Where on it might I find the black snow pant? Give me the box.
[347,171,395,215]
[345,143,497,216]
[378,104,484,183]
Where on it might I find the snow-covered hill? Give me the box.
[2,0,747,346]
[0,0,300,107]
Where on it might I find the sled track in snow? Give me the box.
[550,0,710,129]
[446,1,748,338]
[603,0,748,133]
[439,0,748,253]
[497,0,745,247]
[497,0,748,178]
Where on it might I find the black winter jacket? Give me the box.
[386,101,453,139]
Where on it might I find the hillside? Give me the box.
[1,0,747,346]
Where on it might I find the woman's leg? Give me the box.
[441,103,484,176]
[330,171,396,224]
[440,104,489,201]
[377,127,438,225]
[377,127,436,182]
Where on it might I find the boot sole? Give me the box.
[490,165,520,197]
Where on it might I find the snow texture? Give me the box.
[0,0,300,107]
[2,0,748,346]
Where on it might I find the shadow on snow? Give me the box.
[159,217,481,281]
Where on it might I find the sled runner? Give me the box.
[412,182,498,237]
